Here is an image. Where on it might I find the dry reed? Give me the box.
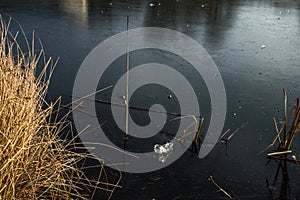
[0,17,119,199]
[261,89,300,164]
[208,176,233,199]
[263,89,300,199]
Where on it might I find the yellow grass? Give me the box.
[261,89,300,165]
[0,17,119,199]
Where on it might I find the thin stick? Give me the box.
[267,155,300,164]
[258,120,286,154]
[219,121,248,142]
[194,117,204,143]
[226,127,240,141]
[273,117,281,144]
[283,89,287,140]
[267,150,292,156]
[66,96,202,120]
[65,85,113,108]
[218,129,231,142]
[208,176,233,199]
[94,98,195,117]
[125,15,129,137]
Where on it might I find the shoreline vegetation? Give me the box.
[0,17,120,199]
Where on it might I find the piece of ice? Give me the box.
[261,44,266,49]
[154,142,173,154]
[158,155,166,163]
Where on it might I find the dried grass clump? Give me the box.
[0,17,118,199]
[263,89,300,199]
[261,89,300,164]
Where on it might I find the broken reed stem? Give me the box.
[218,129,231,142]
[193,117,204,143]
[283,89,287,142]
[208,176,233,199]
[267,155,300,164]
[267,150,292,156]
[125,15,129,137]
[272,117,281,144]
[219,121,248,142]
[73,97,201,118]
